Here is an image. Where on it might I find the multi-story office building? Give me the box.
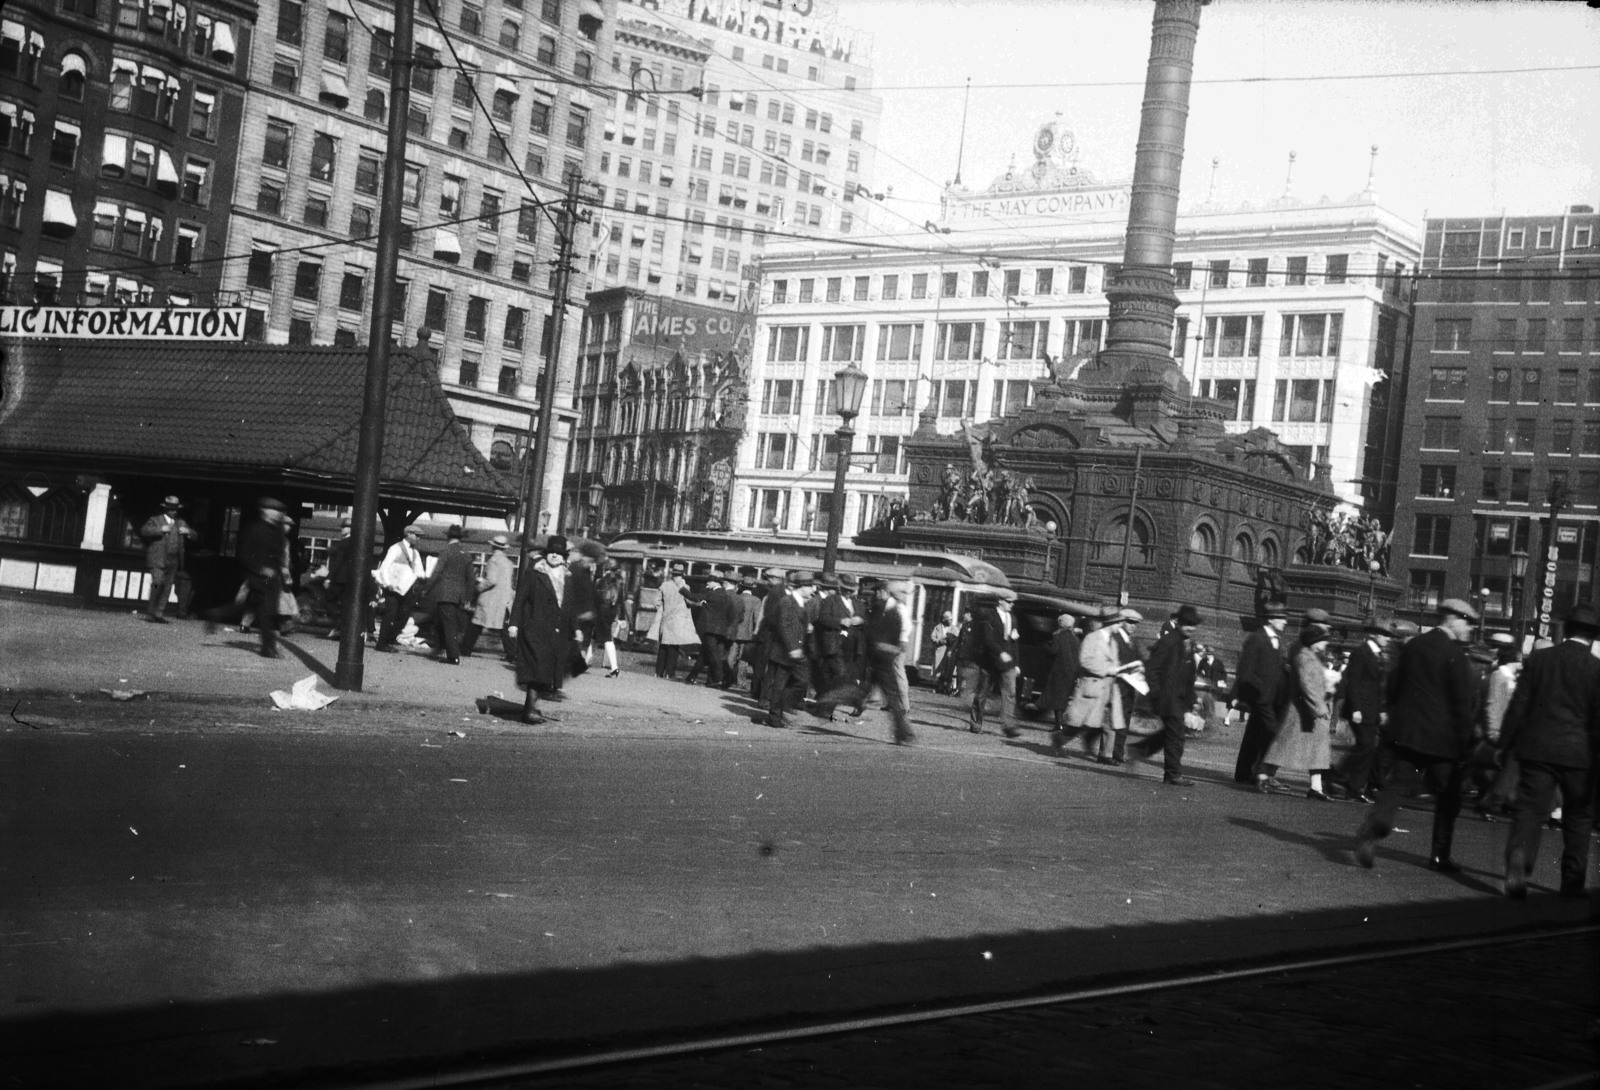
[221,0,616,529]
[1,0,254,306]
[733,123,1419,543]
[586,0,880,308]
[1392,206,1600,639]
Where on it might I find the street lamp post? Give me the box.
[1478,585,1492,641]
[822,363,869,576]
[1365,558,1381,618]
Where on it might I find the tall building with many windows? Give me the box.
[220,0,615,529]
[1,0,254,306]
[586,0,880,308]
[734,125,1418,543]
[1391,206,1600,639]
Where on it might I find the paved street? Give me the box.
[2,598,1597,1088]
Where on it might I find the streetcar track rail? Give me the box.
[347,922,1600,1090]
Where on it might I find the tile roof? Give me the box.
[0,340,519,514]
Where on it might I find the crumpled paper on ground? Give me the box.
[270,674,338,711]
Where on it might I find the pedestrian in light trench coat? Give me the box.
[465,534,516,660]
[1258,626,1335,799]
[651,568,701,678]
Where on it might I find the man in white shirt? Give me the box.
[374,524,427,652]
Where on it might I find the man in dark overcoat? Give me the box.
[507,535,595,724]
[1232,602,1289,783]
[206,498,288,657]
[1332,617,1392,802]
[747,570,787,700]
[808,574,851,712]
[686,574,738,688]
[1497,602,1600,899]
[1137,603,1202,786]
[762,571,814,729]
[1355,598,1480,871]
[418,524,475,664]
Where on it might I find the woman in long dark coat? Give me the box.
[1040,612,1082,747]
[507,535,595,724]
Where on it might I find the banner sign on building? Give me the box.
[631,295,755,358]
[0,306,247,341]
[944,185,1131,224]
[639,0,868,63]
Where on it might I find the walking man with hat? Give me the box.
[1137,604,1202,786]
[1232,602,1290,783]
[418,525,474,664]
[1355,598,1481,872]
[464,534,515,660]
[208,498,289,657]
[761,571,814,729]
[808,573,851,713]
[506,535,593,724]
[374,525,427,652]
[141,495,197,623]
[1496,602,1600,899]
[1332,617,1394,802]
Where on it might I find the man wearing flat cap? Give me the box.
[761,571,814,729]
[374,524,427,652]
[1355,597,1480,872]
[1137,604,1202,786]
[140,495,197,623]
[418,525,474,664]
[1494,602,1600,899]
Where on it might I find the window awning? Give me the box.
[494,75,519,98]
[319,71,350,108]
[0,20,23,44]
[659,166,674,183]
[156,149,179,194]
[123,207,147,224]
[94,199,119,218]
[210,20,236,62]
[42,189,78,235]
[54,119,81,138]
[432,228,462,261]
[0,102,15,120]
[60,52,87,77]
[455,43,481,67]
[415,27,443,50]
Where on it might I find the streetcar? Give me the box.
[605,530,1023,681]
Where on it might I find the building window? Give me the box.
[999,320,1047,360]
[767,327,809,363]
[310,131,335,180]
[747,488,790,531]
[761,379,801,414]
[756,432,795,470]
[911,273,928,299]
[339,270,364,311]
[1279,313,1343,357]
[272,58,298,91]
[256,180,284,216]
[1481,467,1501,502]
[870,378,914,417]
[877,323,923,362]
[1553,419,1575,456]
[1285,256,1307,286]
[937,380,975,418]
[936,322,983,361]
[458,356,479,388]
[1518,368,1541,403]
[1246,257,1267,287]
[464,296,488,341]
[1536,226,1554,248]
[1324,254,1348,283]
[1407,570,1445,612]
[1526,319,1547,354]
[1427,367,1468,400]
[293,260,321,301]
[1202,315,1264,358]
[1422,417,1462,451]
[820,324,865,362]
[1432,318,1470,352]
[1208,260,1230,288]
[1420,460,1459,496]
[1413,515,1452,557]
[263,119,291,167]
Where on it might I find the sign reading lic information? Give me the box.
[0,306,246,341]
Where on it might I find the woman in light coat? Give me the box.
[1068,608,1130,763]
[1258,625,1335,799]
[651,570,700,678]
[465,535,516,660]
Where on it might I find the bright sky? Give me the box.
[834,0,1600,229]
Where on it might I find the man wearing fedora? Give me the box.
[418,525,474,664]
[140,495,197,623]
[205,498,289,657]
[808,573,851,711]
[1495,602,1600,899]
[1232,602,1290,783]
[957,586,1023,738]
[1138,604,1202,786]
[1355,598,1480,872]
[506,534,594,724]
[761,571,814,729]
[1332,617,1395,803]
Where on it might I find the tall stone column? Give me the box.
[1101,0,1204,382]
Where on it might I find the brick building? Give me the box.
[1393,205,1600,640]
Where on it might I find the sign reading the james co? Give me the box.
[0,306,246,340]
[631,296,755,357]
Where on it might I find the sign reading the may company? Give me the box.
[0,306,247,340]
[945,185,1131,224]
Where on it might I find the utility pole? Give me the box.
[520,171,584,561]
[335,0,416,692]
